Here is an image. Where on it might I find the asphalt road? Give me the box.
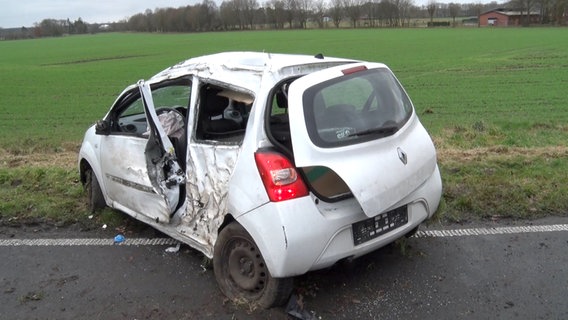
[1,218,567,320]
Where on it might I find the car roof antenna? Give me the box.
[314,53,324,59]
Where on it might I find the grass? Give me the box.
[440,145,568,221]
[0,166,84,224]
[0,28,567,226]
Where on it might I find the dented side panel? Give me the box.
[177,143,240,256]
[168,77,263,257]
[99,135,172,223]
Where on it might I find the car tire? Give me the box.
[213,222,293,309]
[85,168,106,213]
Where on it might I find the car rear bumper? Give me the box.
[237,165,442,278]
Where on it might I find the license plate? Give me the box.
[352,205,408,246]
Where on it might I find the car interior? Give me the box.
[195,84,253,143]
[111,81,191,171]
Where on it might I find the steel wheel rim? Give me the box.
[226,237,267,297]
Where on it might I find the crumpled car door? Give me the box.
[138,80,185,221]
[287,63,438,217]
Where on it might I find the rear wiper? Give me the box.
[347,125,398,137]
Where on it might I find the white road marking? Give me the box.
[414,224,568,238]
[0,238,178,247]
[0,224,566,247]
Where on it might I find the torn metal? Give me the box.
[139,80,185,220]
[176,144,239,257]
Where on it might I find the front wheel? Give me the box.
[213,222,293,308]
[85,168,106,213]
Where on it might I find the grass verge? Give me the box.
[1,144,567,228]
[0,148,129,229]
[438,146,568,222]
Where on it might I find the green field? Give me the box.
[1,29,567,225]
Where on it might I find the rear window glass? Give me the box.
[302,68,413,147]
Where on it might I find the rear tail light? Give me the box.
[254,150,309,202]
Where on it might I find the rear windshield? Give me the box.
[302,68,413,148]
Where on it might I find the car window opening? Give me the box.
[268,82,292,151]
[196,85,253,143]
[111,82,191,171]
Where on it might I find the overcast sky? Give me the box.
[0,0,199,28]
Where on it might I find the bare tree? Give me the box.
[343,0,362,27]
[469,2,483,27]
[296,0,313,28]
[391,0,402,27]
[513,0,536,26]
[537,0,550,23]
[378,0,398,27]
[220,1,240,29]
[283,0,297,28]
[398,0,414,27]
[329,0,344,27]
[239,0,259,29]
[550,0,568,25]
[426,1,437,26]
[448,2,460,26]
[361,1,377,27]
[312,0,328,28]
[199,0,219,30]
[266,0,287,28]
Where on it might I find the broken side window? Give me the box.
[195,84,254,144]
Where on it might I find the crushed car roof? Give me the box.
[150,51,358,92]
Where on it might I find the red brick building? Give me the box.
[479,9,540,26]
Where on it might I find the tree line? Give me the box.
[123,0,494,31]
[123,0,567,32]
[1,0,567,40]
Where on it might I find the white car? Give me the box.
[78,52,442,308]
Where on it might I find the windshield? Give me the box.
[302,68,413,147]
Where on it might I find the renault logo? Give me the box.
[397,147,408,165]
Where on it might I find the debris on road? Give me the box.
[286,294,319,320]
[165,242,181,253]
[113,234,125,244]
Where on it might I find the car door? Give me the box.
[176,82,253,250]
[287,62,438,217]
[100,79,187,223]
[139,80,185,220]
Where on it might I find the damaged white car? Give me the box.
[79,52,442,308]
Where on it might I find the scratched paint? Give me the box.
[176,143,239,257]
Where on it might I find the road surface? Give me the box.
[1,217,567,319]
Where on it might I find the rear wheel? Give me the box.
[85,168,106,213]
[213,222,293,308]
